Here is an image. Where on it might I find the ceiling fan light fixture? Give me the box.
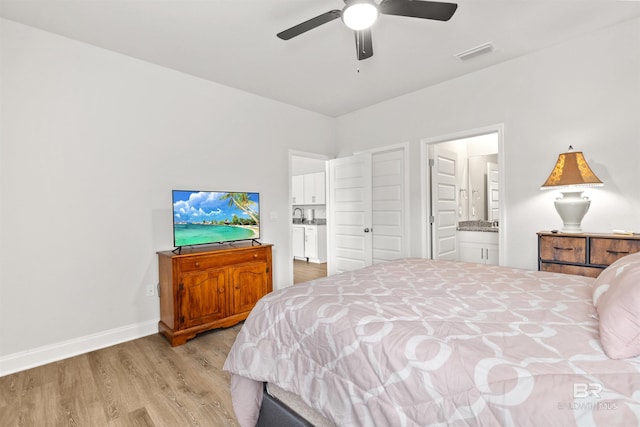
[342,0,379,31]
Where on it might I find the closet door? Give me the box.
[327,153,373,275]
[372,149,406,263]
[327,147,408,275]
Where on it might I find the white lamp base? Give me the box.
[554,191,590,233]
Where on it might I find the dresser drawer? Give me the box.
[540,262,602,278]
[539,236,587,263]
[590,238,640,265]
[178,248,268,272]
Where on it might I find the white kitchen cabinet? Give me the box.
[304,226,318,260]
[303,172,326,205]
[293,172,325,206]
[292,225,305,259]
[293,224,327,263]
[292,175,304,205]
[457,231,499,265]
[305,225,327,263]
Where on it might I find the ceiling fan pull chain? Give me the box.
[356,32,361,72]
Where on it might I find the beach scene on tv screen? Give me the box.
[173,191,259,246]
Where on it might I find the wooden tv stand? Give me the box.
[157,243,273,346]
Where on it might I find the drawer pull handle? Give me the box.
[607,250,630,255]
[553,246,574,251]
[195,262,200,267]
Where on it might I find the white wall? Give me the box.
[2,15,639,375]
[336,17,640,270]
[291,155,326,175]
[0,19,336,373]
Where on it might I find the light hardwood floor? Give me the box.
[0,325,243,427]
[293,260,327,284]
[1,263,328,427]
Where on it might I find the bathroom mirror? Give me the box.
[467,154,498,221]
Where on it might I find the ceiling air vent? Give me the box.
[455,42,494,61]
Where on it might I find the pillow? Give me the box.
[595,252,640,359]
[592,252,640,307]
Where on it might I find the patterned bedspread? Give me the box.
[223,258,640,426]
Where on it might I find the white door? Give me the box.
[328,153,373,275]
[431,147,458,260]
[372,149,406,263]
[487,162,500,222]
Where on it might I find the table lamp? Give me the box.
[540,146,603,233]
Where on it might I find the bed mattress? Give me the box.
[224,258,640,426]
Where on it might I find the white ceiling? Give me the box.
[2,0,640,117]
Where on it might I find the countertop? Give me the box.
[457,220,499,233]
[292,219,326,225]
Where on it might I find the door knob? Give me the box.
[364,228,370,233]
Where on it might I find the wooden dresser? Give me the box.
[537,232,640,278]
[157,243,273,346]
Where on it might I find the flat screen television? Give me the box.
[172,190,260,248]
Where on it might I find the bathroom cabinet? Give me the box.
[458,231,499,265]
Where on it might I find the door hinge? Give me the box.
[266,267,270,273]
[179,316,185,324]
[429,215,435,224]
[179,283,184,291]
[429,158,435,167]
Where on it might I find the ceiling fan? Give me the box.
[277,0,458,61]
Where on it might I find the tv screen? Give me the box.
[172,190,260,247]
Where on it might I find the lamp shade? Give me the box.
[540,148,603,189]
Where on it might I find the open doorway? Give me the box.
[289,151,330,285]
[421,125,505,264]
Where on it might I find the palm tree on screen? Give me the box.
[220,192,259,224]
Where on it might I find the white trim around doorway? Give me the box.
[419,124,506,264]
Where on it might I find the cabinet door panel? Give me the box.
[230,262,268,314]
[292,175,304,204]
[485,246,499,265]
[292,226,305,258]
[312,172,326,204]
[180,268,226,328]
[305,227,318,259]
[458,243,483,264]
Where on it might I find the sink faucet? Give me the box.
[292,207,304,221]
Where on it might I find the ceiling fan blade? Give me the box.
[379,0,458,21]
[277,10,342,40]
[355,29,373,61]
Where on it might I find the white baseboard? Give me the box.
[0,319,159,377]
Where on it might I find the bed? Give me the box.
[223,256,640,426]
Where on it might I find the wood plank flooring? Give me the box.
[1,263,327,427]
[0,325,242,427]
[293,260,327,284]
